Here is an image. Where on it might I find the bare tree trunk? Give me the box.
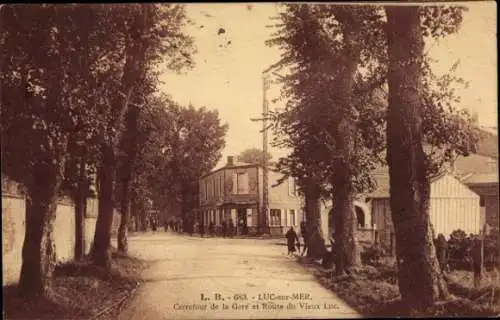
[19,163,63,297]
[118,105,139,252]
[74,156,86,261]
[132,197,140,232]
[386,6,449,314]
[91,145,115,270]
[91,5,150,266]
[118,180,130,252]
[331,172,360,276]
[304,180,326,260]
[328,6,363,274]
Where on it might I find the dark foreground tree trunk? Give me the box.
[74,157,86,261]
[131,197,140,232]
[118,180,130,252]
[331,173,360,276]
[91,5,151,265]
[19,165,63,297]
[118,105,139,252]
[304,181,326,260]
[91,145,115,270]
[328,7,362,275]
[386,6,449,314]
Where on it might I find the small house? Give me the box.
[198,156,303,236]
[366,171,481,250]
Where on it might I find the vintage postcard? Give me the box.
[2,2,498,319]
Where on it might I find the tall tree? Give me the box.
[114,4,195,252]
[91,4,195,266]
[237,148,273,166]
[0,4,94,296]
[267,4,387,269]
[90,4,150,269]
[163,104,228,220]
[384,5,467,313]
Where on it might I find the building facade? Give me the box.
[198,156,303,235]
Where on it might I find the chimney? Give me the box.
[227,156,234,166]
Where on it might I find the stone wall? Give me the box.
[2,193,120,286]
[2,194,26,286]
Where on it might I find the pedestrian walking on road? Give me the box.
[285,227,299,256]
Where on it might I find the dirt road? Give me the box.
[117,233,359,319]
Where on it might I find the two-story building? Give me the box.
[198,156,303,236]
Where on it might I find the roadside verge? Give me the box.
[3,248,147,319]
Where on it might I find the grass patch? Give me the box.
[3,248,148,320]
[297,256,500,317]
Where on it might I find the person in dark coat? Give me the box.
[285,227,299,256]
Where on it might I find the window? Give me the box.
[270,209,281,226]
[355,206,365,228]
[232,172,249,194]
[480,196,485,207]
[289,209,296,226]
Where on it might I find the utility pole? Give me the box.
[262,72,270,235]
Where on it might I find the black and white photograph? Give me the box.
[1,2,498,319]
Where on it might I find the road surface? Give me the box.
[117,233,359,319]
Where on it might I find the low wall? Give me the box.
[2,194,26,286]
[356,228,376,244]
[2,193,120,286]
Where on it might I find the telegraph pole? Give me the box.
[262,72,270,235]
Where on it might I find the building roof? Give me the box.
[476,127,498,159]
[365,164,479,199]
[462,172,499,185]
[453,153,498,177]
[201,158,280,179]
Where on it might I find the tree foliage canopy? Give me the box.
[266,4,478,196]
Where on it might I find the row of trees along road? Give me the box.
[1,4,227,298]
[267,4,480,314]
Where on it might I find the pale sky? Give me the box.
[159,2,497,169]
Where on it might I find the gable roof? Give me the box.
[462,172,499,185]
[201,160,282,179]
[367,171,478,199]
[453,153,498,177]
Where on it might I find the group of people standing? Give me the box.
[164,216,237,238]
[196,219,236,238]
[164,218,183,233]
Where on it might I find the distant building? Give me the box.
[198,156,303,236]
[365,172,481,250]
[453,152,499,231]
